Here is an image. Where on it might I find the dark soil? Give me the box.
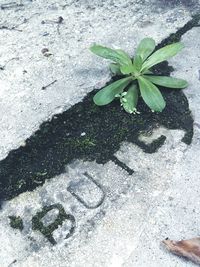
[0,14,199,204]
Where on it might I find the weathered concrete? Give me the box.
[123,26,200,267]
[0,0,192,160]
[0,1,200,267]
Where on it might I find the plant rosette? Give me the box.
[90,38,188,114]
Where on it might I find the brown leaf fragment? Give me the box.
[163,237,200,265]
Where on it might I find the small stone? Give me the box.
[41,48,52,57]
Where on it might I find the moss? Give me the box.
[0,79,193,202]
[181,128,194,145]
[65,137,96,150]
[9,216,23,230]
[32,204,75,245]
[135,135,167,153]
[116,127,128,139]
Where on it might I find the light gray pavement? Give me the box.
[0,1,200,267]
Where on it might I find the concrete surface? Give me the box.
[0,0,200,267]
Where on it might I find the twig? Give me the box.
[0,25,22,32]
[0,2,23,10]
[41,16,64,34]
[8,259,17,267]
[0,19,29,32]
[41,80,57,90]
[0,13,40,32]
[41,16,64,25]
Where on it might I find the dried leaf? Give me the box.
[163,237,200,265]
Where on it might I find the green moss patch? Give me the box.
[9,216,24,231]
[32,204,75,245]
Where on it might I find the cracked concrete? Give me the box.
[0,0,193,160]
[0,0,200,267]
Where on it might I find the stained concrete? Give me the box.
[0,0,200,267]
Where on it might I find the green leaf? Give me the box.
[141,42,184,71]
[138,76,166,112]
[90,44,132,66]
[93,77,132,106]
[133,55,143,71]
[109,63,121,75]
[121,83,139,113]
[142,69,153,74]
[135,38,156,62]
[115,49,132,66]
[120,64,135,74]
[143,75,188,88]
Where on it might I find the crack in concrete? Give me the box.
[157,13,200,49]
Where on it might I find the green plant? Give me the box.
[90,38,188,113]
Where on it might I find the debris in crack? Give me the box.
[163,237,200,265]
